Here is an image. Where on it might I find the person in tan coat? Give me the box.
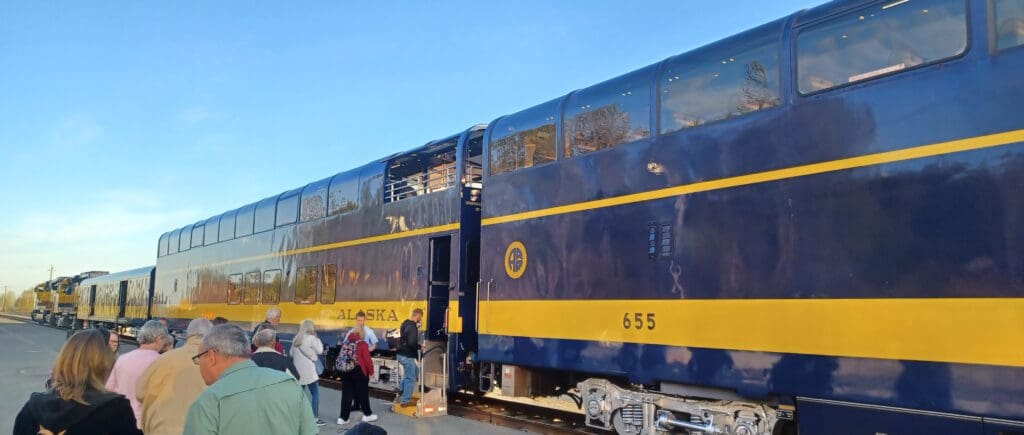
[135,317,213,435]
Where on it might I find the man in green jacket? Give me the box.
[185,324,316,435]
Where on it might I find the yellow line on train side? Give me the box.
[482,128,1024,226]
[478,298,1024,367]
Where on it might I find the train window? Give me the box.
[321,264,336,304]
[158,233,169,257]
[262,269,281,304]
[169,229,180,254]
[660,25,781,134]
[219,210,236,242]
[191,224,204,248]
[995,0,1024,50]
[328,171,359,216]
[204,216,220,246]
[235,203,255,237]
[300,178,329,222]
[254,197,276,233]
[488,98,559,175]
[385,139,458,203]
[276,190,300,227]
[295,266,318,304]
[179,225,192,252]
[227,274,242,305]
[565,67,653,157]
[243,272,260,304]
[464,129,484,184]
[797,0,967,94]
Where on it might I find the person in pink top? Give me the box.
[106,320,168,429]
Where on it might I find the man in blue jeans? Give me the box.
[396,308,424,406]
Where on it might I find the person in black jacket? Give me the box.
[250,328,300,379]
[15,329,141,435]
[396,308,424,406]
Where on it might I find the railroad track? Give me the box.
[0,313,140,345]
[320,377,596,434]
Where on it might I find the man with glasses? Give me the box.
[185,324,315,435]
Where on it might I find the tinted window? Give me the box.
[204,216,220,246]
[179,225,192,252]
[295,266,318,304]
[321,264,336,304]
[276,191,299,227]
[488,98,559,175]
[227,274,242,305]
[219,210,236,242]
[565,68,653,157]
[996,0,1024,50]
[243,272,260,304]
[301,179,328,222]
[235,203,255,237]
[191,225,204,248]
[169,229,180,254]
[159,234,169,257]
[254,197,276,233]
[661,25,781,134]
[262,270,281,304]
[328,171,359,216]
[797,0,967,94]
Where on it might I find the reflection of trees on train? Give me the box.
[738,62,780,114]
[564,104,650,157]
[489,124,557,175]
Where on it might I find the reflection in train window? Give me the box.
[243,272,260,305]
[301,178,329,222]
[321,264,336,305]
[488,98,559,175]
[254,197,276,233]
[565,67,653,157]
[660,22,781,134]
[797,0,967,94]
[262,269,281,304]
[179,225,192,252]
[328,171,359,216]
[295,267,318,304]
[227,274,242,305]
[995,0,1024,50]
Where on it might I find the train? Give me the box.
[52,0,1024,433]
[29,270,108,328]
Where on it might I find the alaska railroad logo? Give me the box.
[504,241,527,279]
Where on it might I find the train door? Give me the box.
[88,285,97,317]
[427,236,451,340]
[117,280,128,319]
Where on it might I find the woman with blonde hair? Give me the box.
[291,318,326,426]
[14,329,142,434]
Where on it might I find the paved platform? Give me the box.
[0,316,526,434]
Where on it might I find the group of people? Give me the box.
[13,307,426,435]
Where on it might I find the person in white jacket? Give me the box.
[291,319,325,427]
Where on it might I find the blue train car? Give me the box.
[474,0,1024,433]
[152,126,485,391]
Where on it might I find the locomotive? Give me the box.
[69,0,1024,433]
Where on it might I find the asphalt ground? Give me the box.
[0,316,527,434]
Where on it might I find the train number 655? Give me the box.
[622,312,656,330]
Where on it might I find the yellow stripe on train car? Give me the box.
[477,298,1024,367]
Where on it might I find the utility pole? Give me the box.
[48,265,55,286]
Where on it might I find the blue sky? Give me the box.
[0,1,818,292]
